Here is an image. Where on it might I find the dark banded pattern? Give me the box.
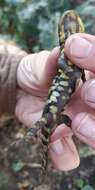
[26,10,85,170]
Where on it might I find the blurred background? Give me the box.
[0,0,95,52]
[0,1,95,190]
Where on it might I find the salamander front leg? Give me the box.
[57,114,72,127]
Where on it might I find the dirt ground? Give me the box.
[0,116,95,190]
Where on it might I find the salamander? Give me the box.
[26,10,86,170]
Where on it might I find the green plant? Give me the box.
[0,0,95,52]
[75,179,84,189]
[81,185,94,190]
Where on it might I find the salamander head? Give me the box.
[58,10,84,47]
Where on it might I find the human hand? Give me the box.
[15,33,95,171]
[50,33,95,171]
[16,48,59,126]
[64,33,95,148]
[16,48,78,171]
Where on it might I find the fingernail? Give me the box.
[50,139,64,155]
[72,113,95,139]
[83,80,95,103]
[68,36,92,58]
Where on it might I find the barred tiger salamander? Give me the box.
[26,10,86,170]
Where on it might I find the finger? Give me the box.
[17,51,50,95]
[15,92,45,127]
[72,112,95,149]
[81,79,95,109]
[49,124,80,171]
[64,33,95,72]
[17,47,60,95]
[40,47,60,88]
[51,124,73,142]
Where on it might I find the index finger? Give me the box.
[64,33,95,73]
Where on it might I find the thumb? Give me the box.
[64,33,95,72]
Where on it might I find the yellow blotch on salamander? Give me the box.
[52,91,60,97]
[50,105,58,113]
[50,95,57,102]
[41,118,47,124]
[59,71,69,79]
[59,81,69,86]
[78,16,85,32]
[59,25,65,44]
[57,86,64,91]
[62,96,68,100]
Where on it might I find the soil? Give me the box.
[0,115,95,190]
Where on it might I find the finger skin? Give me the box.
[49,125,80,171]
[17,47,60,96]
[15,92,45,127]
[81,79,95,109]
[72,112,95,149]
[41,47,60,87]
[17,51,50,96]
[64,33,95,72]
